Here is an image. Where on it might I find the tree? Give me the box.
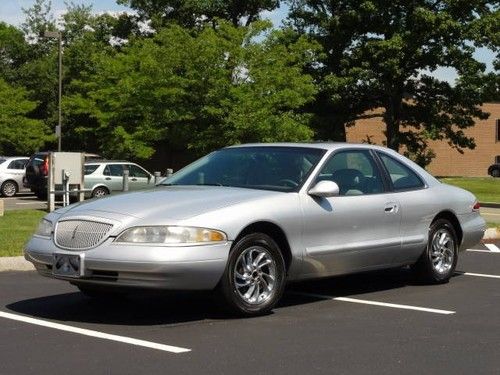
[287,0,499,165]
[116,0,280,28]
[0,79,52,155]
[65,22,318,159]
[0,22,29,83]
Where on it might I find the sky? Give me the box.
[0,0,496,84]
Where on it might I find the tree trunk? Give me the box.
[384,95,402,151]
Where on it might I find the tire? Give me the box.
[492,169,500,178]
[1,180,18,197]
[217,233,286,316]
[411,219,458,284]
[92,186,109,198]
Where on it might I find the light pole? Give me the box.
[44,31,63,152]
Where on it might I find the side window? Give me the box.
[128,165,149,178]
[104,164,124,177]
[316,150,385,195]
[84,165,99,175]
[378,153,424,191]
[8,160,27,169]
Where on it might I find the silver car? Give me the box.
[0,156,29,197]
[25,143,486,315]
[84,161,154,198]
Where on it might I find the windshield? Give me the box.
[161,146,326,192]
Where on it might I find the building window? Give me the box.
[496,155,500,164]
[497,120,500,142]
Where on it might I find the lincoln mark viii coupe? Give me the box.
[25,143,486,315]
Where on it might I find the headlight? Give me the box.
[35,219,53,237]
[114,226,227,244]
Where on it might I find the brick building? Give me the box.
[346,102,500,177]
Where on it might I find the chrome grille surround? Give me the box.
[55,219,114,250]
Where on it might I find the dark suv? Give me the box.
[488,163,500,178]
[24,152,102,199]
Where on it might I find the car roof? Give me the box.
[0,156,29,160]
[85,160,135,165]
[226,142,392,152]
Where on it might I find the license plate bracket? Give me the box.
[53,254,83,278]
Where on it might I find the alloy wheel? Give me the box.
[430,229,455,274]
[233,246,277,305]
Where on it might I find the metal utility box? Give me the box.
[47,152,85,212]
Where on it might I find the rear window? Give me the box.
[84,165,99,175]
[0,158,6,165]
[29,154,48,167]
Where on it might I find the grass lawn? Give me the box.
[439,177,500,203]
[0,209,45,257]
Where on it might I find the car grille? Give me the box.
[55,220,113,250]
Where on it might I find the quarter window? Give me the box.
[84,165,99,175]
[316,150,385,195]
[378,153,424,191]
[495,155,500,164]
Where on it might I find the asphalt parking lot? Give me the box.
[1,241,500,374]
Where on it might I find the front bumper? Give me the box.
[24,236,232,290]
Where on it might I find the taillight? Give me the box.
[472,201,480,212]
[41,156,49,176]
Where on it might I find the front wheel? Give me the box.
[411,219,458,283]
[92,186,109,198]
[1,181,18,197]
[217,233,286,316]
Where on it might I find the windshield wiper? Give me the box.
[195,183,224,186]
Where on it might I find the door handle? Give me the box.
[131,178,137,181]
[105,177,111,180]
[384,203,399,213]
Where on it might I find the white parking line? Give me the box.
[459,272,500,280]
[485,244,500,253]
[290,292,455,315]
[0,311,191,353]
[467,249,494,253]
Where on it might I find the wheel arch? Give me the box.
[431,210,463,245]
[91,184,110,195]
[233,221,292,273]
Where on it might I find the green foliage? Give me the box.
[0,79,52,154]
[65,22,317,159]
[287,0,499,166]
[117,0,280,28]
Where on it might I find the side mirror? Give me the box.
[308,180,340,198]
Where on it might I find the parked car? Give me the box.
[24,152,104,199]
[0,156,29,197]
[84,160,154,198]
[488,163,500,177]
[25,143,486,316]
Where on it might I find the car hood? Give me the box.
[62,186,283,220]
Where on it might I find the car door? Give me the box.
[127,164,153,190]
[376,151,430,264]
[103,164,125,192]
[7,158,28,188]
[300,149,402,277]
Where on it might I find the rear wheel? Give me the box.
[217,233,286,316]
[92,186,109,198]
[411,219,458,283]
[1,180,18,197]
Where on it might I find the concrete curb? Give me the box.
[0,256,35,272]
